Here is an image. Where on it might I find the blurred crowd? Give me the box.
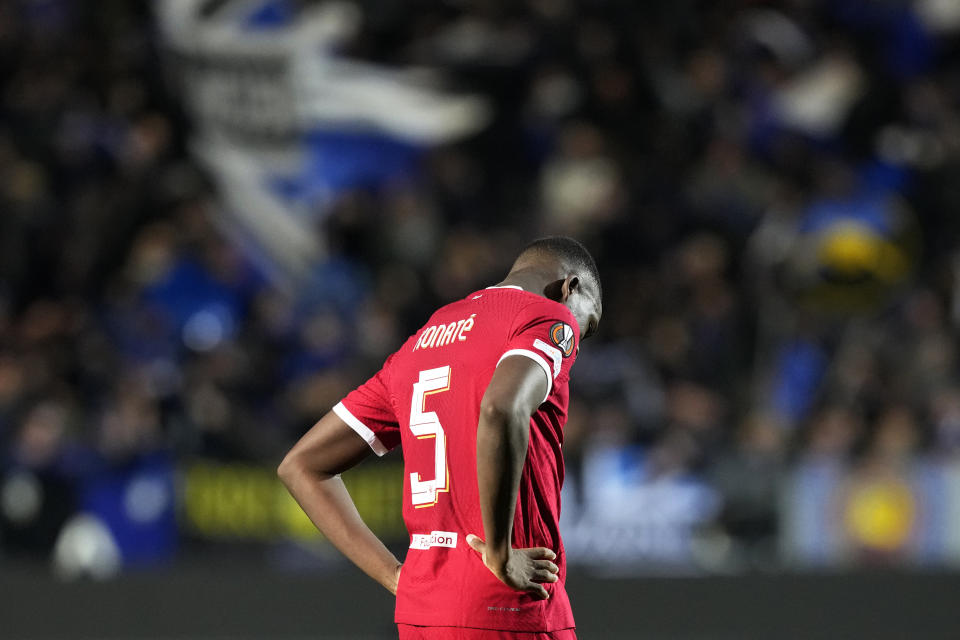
[3,0,960,573]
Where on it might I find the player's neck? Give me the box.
[496,266,560,300]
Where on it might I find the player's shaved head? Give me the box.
[502,235,602,340]
[514,236,602,301]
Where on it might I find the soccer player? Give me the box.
[278,236,602,639]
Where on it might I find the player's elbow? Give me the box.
[277,450,302,488]
[478,396,526,430]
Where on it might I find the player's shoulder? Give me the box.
[468,286,573,318]
[489,287,578,329]
[423,286,536,321]
[415,286,576,345]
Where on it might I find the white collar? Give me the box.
[485,285,524,290]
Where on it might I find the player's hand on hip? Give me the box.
[466,533,559,600]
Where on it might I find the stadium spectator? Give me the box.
[2,0,960,573]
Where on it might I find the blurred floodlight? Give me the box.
[742,9,814,69]
[917,0,960,33]
[1,471,42,524]
[124,475,173,524]
[773,54,865,138]
[52,514,122,580]
[182,306,233,352]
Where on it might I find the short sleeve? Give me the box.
[333,368,401,456]
[496,299,580,405]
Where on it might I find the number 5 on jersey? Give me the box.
[409,366,451,507]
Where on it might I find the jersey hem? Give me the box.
[395,615,577,633]
[396,622,577,633]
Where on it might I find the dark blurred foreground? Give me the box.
[4,565,958,640]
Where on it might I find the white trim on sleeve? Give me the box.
[333,402,389,456]
[497,349,552,404]
[532,339,563,378]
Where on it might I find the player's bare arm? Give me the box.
[277,412,403,594]
[467,355,560,600]
[280,238,600,634]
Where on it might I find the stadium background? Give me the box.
[2,0,960,637]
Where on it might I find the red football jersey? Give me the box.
[333,286,579,632]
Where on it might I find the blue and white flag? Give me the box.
[156,0,489,281]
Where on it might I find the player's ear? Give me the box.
[560,275,580,302]
[543,278,565,303]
